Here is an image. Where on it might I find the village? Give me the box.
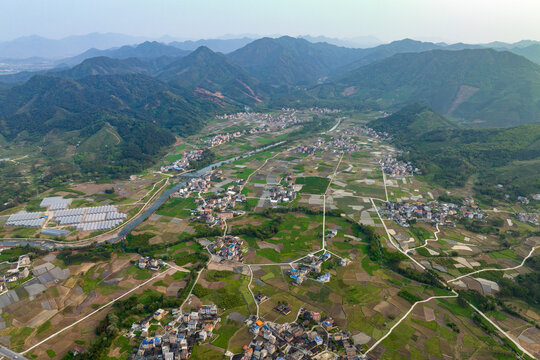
[354,126,391,142]
[161,149,205,172]
[130,302,365,360]
[204,129,261,148]
[241,309,364,360]
[516,212,539,225]
[378,154,418,178]
[131,304,220,360]
[379,197,487,227]
[266,174,296,205]
[209,235,246,263]
[288,248,350,286]
[294,135,365,155]
[172,171,247,227]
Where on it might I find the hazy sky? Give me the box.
[2,0,540,43]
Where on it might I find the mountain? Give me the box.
[0,82,13,91]
[299,35,382,48]
[510,44,540,65]
[228,36,365,85]
[158,46,266,105]
[54,57,153,78]
[169,38,254,53]
[368,104,540,197]
[0,73,220,138]
[61,41,191,66]
[0,33,149,59]
[0,72,227,178]
[484,40,540,49]
[333,48,540,127]
[338,39,443,72]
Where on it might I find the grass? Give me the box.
[0,247,29,262]
[295,176,330,194]
[409,225,432,243]
[398,289,422,304]
[164,154,183,162]
[156,197,196,217]
[379,320,415,352]
[332,240,369,253]
[12,227,38,238]
[488,249,520,262]
[235,167,255,180]
[37,320,51,334]
[211,320,240,349]
[46,349,56,358]
[190,345,224,360]
[172,271,188,280]
[153,280,167,287]
[8,326,34,351]
[424,337,442,357]
[347,184,387,198]
[361,256,380,275]
[252,213,323,263]
[113,335,132,354]
[256,248,282,263]
[126,266,153,280]
[79,268,120,295]
[260,267,280,281]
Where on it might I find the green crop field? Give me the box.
[296,176,330,194]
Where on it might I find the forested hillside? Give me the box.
[369,104,540,198]
[337,49,540,127]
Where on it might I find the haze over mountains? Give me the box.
[1,34,540,179]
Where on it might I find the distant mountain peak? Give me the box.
[190,45,216,56]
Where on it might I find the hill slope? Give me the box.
[368,103,457,137]
[0,73,225,179]
[510,44,540,65]
[336,49,540,127]
[0,73,219,138]
[368,104,540,197]
[158,46,266,105]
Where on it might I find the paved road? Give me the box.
[0,346,28,360]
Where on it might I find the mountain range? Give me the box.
[59,41,191,66]
[1,35,540,185]
[228,36,365,86]
[0,33,150,59]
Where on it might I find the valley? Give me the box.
[0,108,538,360]
[0,30,539,360]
